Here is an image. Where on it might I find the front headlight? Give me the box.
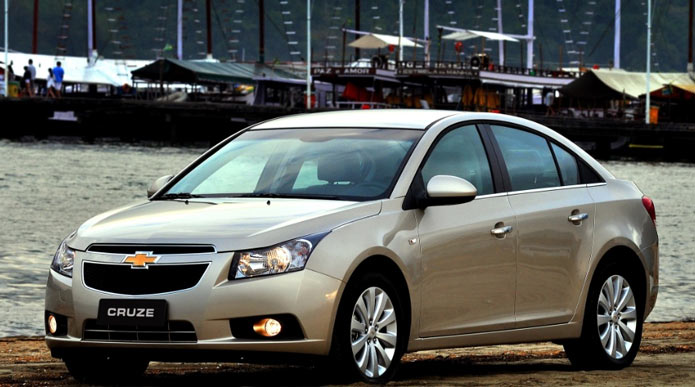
[230,232,328,279]
[51,241,75,278]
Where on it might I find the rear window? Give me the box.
[491,125,561,191]
[551,143,580,186]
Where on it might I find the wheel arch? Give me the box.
[594,244,648,306]
[330,254,414,352]
[575,240,649,325]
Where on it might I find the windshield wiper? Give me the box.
[156,192,205,200]
[232,193,283,198]
[229,193,343,200]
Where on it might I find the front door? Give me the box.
[416,125,517,337]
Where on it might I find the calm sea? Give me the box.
[0,140,693,337]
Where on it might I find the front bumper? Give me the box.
[45,250,343,357]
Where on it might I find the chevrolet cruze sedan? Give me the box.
[45,110,658,383]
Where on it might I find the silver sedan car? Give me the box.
[45,110,658,383]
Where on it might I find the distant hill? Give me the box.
[0,0,690,72]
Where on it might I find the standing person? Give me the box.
[544,90,555,116]
[21,66,34,97]
[8,61,15,81]
[46,68,56,98]
[27,59,36,95]
[52,61,64,98]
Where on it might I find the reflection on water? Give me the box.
[0,141,202,337]
[0,140,693,336]
[604,160,695,323]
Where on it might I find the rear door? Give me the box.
[488,124,595,327]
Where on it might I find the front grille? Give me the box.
[83,319,197,342]
[87,244,216,255]
[83,262,209,295]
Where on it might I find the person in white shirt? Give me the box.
[27,59,36,95]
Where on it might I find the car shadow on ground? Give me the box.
[396,357,574,380]
[134,357,576,386]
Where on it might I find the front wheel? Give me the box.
[564,263,644,369]
[331,272,406,383]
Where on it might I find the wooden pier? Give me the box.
[0,98,303,146]
[1,97,694,161]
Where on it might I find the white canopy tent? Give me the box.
[442,29,519,42]
[1,52,150,86]
[349,33,422,49]
[561,69,694,100]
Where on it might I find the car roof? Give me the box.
[251,109,459,130]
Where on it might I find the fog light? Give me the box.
[47,314,58,335]
[253,318,282,337]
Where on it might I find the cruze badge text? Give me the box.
[122,252,160,269]
[107,307,155,317]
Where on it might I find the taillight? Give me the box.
[642,196,656,225]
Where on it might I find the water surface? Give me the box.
[0,140,692,336]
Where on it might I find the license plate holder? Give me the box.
[97,299,168,327]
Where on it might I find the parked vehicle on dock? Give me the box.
[45,110,658,383]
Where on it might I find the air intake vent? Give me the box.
[83,319,197,342]
[87,244,216,255]
[83,262,209,295]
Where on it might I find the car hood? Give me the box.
[69,198,382,252]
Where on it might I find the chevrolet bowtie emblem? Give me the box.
[123,252,160,269]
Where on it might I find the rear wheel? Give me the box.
[64,353,149,383]
[331,272,406,383]
[564,263,643,369]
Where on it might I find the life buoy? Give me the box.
[470,56,481,68]
[371,56,383,69]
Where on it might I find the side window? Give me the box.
[421,125,494,195]
[490,125,561,191]
[551,143,580,185]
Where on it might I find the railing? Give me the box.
[396,61,479,77]
[335,101,395,109]
[311,60,581,80]
[396,61,580,79]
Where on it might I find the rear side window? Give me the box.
[551,143,580,185]
[491,125,561,191]
[421,125,494,195]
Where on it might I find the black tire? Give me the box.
[330,272,407,384]
[564,262,644,369]
[64,353,149,383]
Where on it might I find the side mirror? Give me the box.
[147,175,174,198]
[423,175,477,207]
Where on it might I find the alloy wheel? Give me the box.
[597,274,638,360]
[350,286,398,378]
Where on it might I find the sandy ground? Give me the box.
[0,322,693,386]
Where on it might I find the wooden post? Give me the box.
[259,0,265,63]
[341,25,346,66]
[355,0,360,59]
[205,0,212,59]
[177,0,183,59]
[437,28,443,63]
[32,0,38,54]
[689,0,693,69]
[558,45,563,71]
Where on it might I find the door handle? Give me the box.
[490,225,513,238]
[568,212,589,224]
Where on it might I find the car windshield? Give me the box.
[162,128,422,201]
